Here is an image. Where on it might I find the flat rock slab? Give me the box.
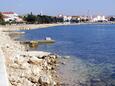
[22,51,50,57]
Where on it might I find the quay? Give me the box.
[20,40,55,48]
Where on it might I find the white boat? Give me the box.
[45,37,52,40]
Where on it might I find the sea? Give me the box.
[19,24,115,86]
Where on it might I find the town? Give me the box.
[0,11,115,25]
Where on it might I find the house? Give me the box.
[91,15,108,22]
[72,16,80,20]
[1,12,23,22]
[71,16,81,23]
[63,16,72,24]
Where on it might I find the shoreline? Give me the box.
[0,26,61,86]
[1,22,115,31]
[0,23,65,31]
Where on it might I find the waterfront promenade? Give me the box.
[0,48,9,86]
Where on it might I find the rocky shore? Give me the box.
[0,27,60,86]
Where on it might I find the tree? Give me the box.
[23,12,37,24]
[0,12,4,21]
[0,12,6,25]
[110,17,115,21]
[23,13,64,24]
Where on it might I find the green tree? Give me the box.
[23,12,37,24]
[0,13,4,21]
[0,12,6,25]
[23,12,64,24]
[110,17,115,21]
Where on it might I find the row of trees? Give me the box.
[23,12,63,24]
[0,12,64,25]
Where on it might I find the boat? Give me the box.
[45,37,52,40]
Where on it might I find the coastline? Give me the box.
[0,25,61,86]
[0,23,115,86]
[0,22,115,31]
[0,23,65,31]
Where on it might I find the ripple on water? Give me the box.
[58,56,115,86]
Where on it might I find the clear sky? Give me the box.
[0,0,115,16]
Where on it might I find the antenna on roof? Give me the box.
[87,10,90,18]
[40,10,43,15]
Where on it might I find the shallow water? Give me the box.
[20,24,115,85]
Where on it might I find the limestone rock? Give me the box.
[23,79,33,86]
[28,56,43,65]
[28,76,38,83]
[31,66,41,76]
[38,75,50,85]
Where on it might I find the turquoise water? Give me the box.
[20,24,115,85]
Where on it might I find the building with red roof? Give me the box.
[1,12,23,22]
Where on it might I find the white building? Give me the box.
[63,16,72,24]
[91,15,107,22]
[1,12,23,22]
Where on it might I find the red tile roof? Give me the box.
[2,12,15,14]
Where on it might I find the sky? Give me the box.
[0,0,115,16]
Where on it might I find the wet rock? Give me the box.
[91,78,101,83]
[49,54,57,59]
[61,62,66,65]
[63,56,70,59]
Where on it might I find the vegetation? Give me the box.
[0,12,5,25]
[23,12,63,24]
[0,12,64,25]
[0,13,3,20]
[1,12,103,25]
[109,17,115,21]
